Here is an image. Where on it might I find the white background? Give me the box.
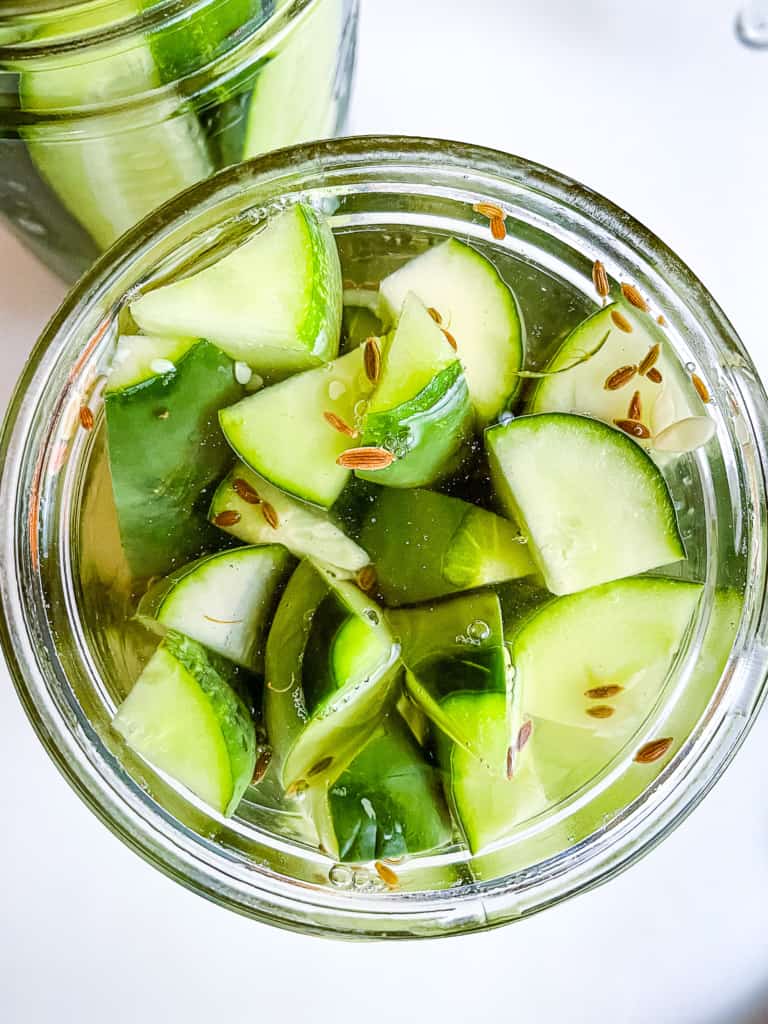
[2,1,768,1021]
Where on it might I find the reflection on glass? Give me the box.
[737,1,768,46]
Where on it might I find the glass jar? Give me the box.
[0,0,358,281]
[2,136,767,939]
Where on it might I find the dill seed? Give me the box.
[213,510,241,527]
[586,705,615,719]
[251,748,272,784]
[638,343,661,376]
[592,260,610,299]
[232,477,261,504]
[426,306,443,324]
[620,283,649,312]
[614,418,651,439]
[261,502,279,529]
[628,390,642,421]
[506,745,515,779]
[285,780,308,797]
[79,405,94,430]
[473,201,505,221]
[604,365,638,390]
[363,337,381,383]
[691,372,711,404]
[634,737,674,764]
[374,861,399,888]
[490,215,507,240]
[517,719,533,752]
[584,684,624,699]
[442,328,458,350]
[657,314,667,326]
[610,309,634,333]
[646,367,663,384]
[308,756,334,777]
[356,565,377,592]
[323,411,359,438]
[336,446,396,470]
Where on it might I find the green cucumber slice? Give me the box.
[131,203,342,375]
[323,714,453,862]
[390,591,514,759]
[209,463,369,573]
[219,347,371,509]
[379,239,525,424]
[358,295,472,488]
[437,692,547,854]
[20,2,212,250]
[113,631,256,816]
[242,0,342,158]
[360,487,534,606]
[137,544,293,672]
[486,412,685,596]
[105,336,243,578]
[264,561,400,789]
[528,303,704,440]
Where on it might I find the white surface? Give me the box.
[2,1,768,1021]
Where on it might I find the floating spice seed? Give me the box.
[356,565,377,592]
[634,737,673,764]
[592,260,610,299]
[506,745,515,779]
[614,418,651,439]
[473,201,505,220]
[652,416,715,453]
[627,390,642,421]
[336,446,396,470]
[374,861,399,888]
[610,309,633,333]
[442,328,458,351]
[604,365,638,390]
[585,684,624,699]
[213,510,241,527]
[261,501,279,529]
[232,477,261,504]
[363,337,381,382]
[691,372,711,404]
[586,705,615,719]
[646,367,663,384]
[426,306,442,324]
[285,779,308,797]
[79,405,94,430]
[620,283,649,312]
[490,215,507,240]
[307,756,334,778]
[657,314,667,326]
[638,343,661,376]
[323,411,359,438]
[517,719,533,752]
[251,748,272,784]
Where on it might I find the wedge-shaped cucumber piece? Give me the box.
[113,632,256,816]
[219,347,371,508]
[265,561,401,789]
[390,591,515,759]
[131,204,342,375]
[437,692,547,854]
[137,545,293,672]
[20,1,212,251]
[360,488,534,606]
[210,464,369,573]
[528,303,704,441]
[242,0,342,157]
[105,335,243,578]
[487,413,685,596]
[318,713,453,862]
[357,294,472,488]
[380,239,525,424]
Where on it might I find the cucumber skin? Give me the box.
[105,339,242,579]
[163,631,257,816]
[327,715,453,862]
[358,362,473,488]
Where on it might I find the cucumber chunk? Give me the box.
[358,294,472,488]
[379,239,525,424]
[105,336,243,579]
[209,464,369,573]
[437,692,546,854]
[528,303,704,440]
[390,591,515,759]
[486,412,685,596]
[264,561,400,789]
[360,487,534,606]
[242,0,342,157]
[138,544,293,672]
[113,631,256,816]
[20,2,212,250]
[219,347,371,509]
[131,204,343,375]
[323,714,453,862]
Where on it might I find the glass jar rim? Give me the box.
[2,135,768,938]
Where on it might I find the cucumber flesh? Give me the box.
[242,0,343,158]
[106,334,197,393]
[529,303,704,441]
[137,544,294,672]
[20,4,212,250]
[209,464,369,573]
[219,347,371,509]
[131,204,343,375]
[113,631,256,816]
[360,487,534,606]
[105,337,243,578]
[324,714,453,862]
[380,239,525,424]
[486,412,685,596]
